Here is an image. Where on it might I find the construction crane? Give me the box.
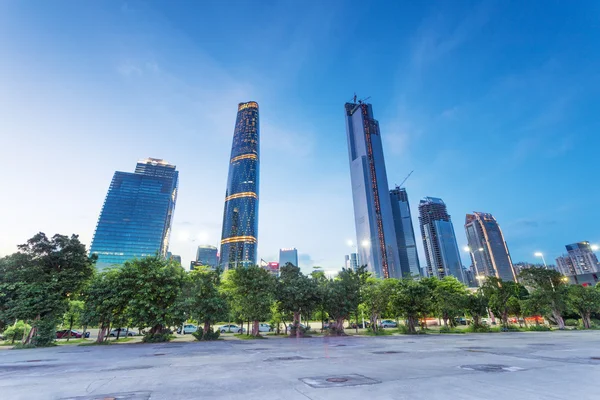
[396,170,414,188]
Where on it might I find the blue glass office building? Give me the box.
[90,158,178,269]
[345,100,400,279]
[219,101,260,270]
[465,212,516,282]
[390,186,421,277]
[418,197,465,283]
[196,245,218,268]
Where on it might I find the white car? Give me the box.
[177,324,198,334]
[258,323,273,332]
[219,324,245,333]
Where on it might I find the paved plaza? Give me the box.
[1,331,599,399]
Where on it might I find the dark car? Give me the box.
[349,322,370,329]
[56,330,89,339]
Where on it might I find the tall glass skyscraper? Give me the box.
[418,197,464,282]
[196,245,218,268]
[345,100,400,279]
[279,248,298,268]
[90,158,178,269]
[390,186,421,277]
[465,212,516,282]
[219,101,260,270]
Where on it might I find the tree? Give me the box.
[519,267,569,329]
[62,300,84,342]
[481,277,520,328]
[464,290,489,329]
[390,279,431,333]
[310,269,329,331]
[186,267,228,338]
[323,268,363,335]
[120,256,187,340]
[82,269,128,343]
[276,264,319,337]
[362,277,395,331]
[1,233,95,346]
[567,285,600,329]
[432,277,468,327]
[222,266,275,336]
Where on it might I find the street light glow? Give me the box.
[478,248,484,252]
[346,240,353,247]
[361,240,370,247]
[534,252,543,257]
[591,244,599,251]
[463,246,471,252]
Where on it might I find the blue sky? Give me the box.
[1,0,599,273]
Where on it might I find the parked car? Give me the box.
[177,324,198,334]
[379,320,398,328]
[56,330,90,339]
[218,324,245,333]
[454,318,470,326]
[258,323,273,332]
[109,328,136,337]
[349,322,371,329]
[287,323,308,330]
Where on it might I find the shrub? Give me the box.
[142,329,173,343]
[439,326,451,333]
[192,328,220,341]
[564,319,578,327]
[528,325,551,331]
[467,324,490,333]
[2,321,31,344]
[31,316,58,347]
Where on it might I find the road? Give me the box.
[1,330,599,399]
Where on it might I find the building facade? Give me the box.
[279,248,299,268]
[196,245,218,268]
[418,197,464,282]
[464,212,516,282]
[344,253,359,270]
[556,242,600,276]
[389,186,421,277]
[344,100,400,278]
[219,101,260,270]
[90,158,178,269]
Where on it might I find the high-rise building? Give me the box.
[389,186,421,277]
[418,197,464,282]
[344,100,400,279]
[196,245,218,268]
[344,253,359,270]
[556,242,600,276]
[465,212,517,282]
[170,254,182,267]
[90,158,178,269]
[279,248,299,268]
[219,101,260,270]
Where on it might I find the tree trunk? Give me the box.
[105,323,112,342]
[247,320,250,336]
[407,315,416,334]
[442,316,448,328]
[82,325,88,340]
[116,326,121,341]
[66,316,74,342]
[97,322,107,343]
[582,312,591,329]
[552,309,565,330]
[252,320,260,336]
[501,311,509,328]
[23,315,40,345]
[292,311,302,338]
[203,321,210,338]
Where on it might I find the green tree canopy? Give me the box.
[567,284,600,329]
[276,264,319,337]
[390,279,432,333]
[519,267,569,329]
[432,276,468,327]
[186,266,228,337]
[120,256,187,338]
[222,265,275,336]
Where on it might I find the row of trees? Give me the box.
[2,232,600,346]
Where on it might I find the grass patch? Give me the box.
[56,339,93,345]
[528,325,552,331]
[363,329,392,336]
[234,334,266,340]
[438,327,466,334]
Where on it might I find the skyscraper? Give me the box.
[90,158,178,269]
[196,245,218,268]
[418,197,464,282]
[390,186,421,277]
[465,212,516,282]
[279,248,299,268]
[556,242,600,276]
[344,100,400,279]
[219,101,260,270]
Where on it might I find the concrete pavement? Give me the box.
[1,330,599,399]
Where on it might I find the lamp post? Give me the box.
[534,252,547,268]
[464,246,485,286]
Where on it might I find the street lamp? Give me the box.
[534,252,547,268]
[361,240,370,248]
[464,246,485,286]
